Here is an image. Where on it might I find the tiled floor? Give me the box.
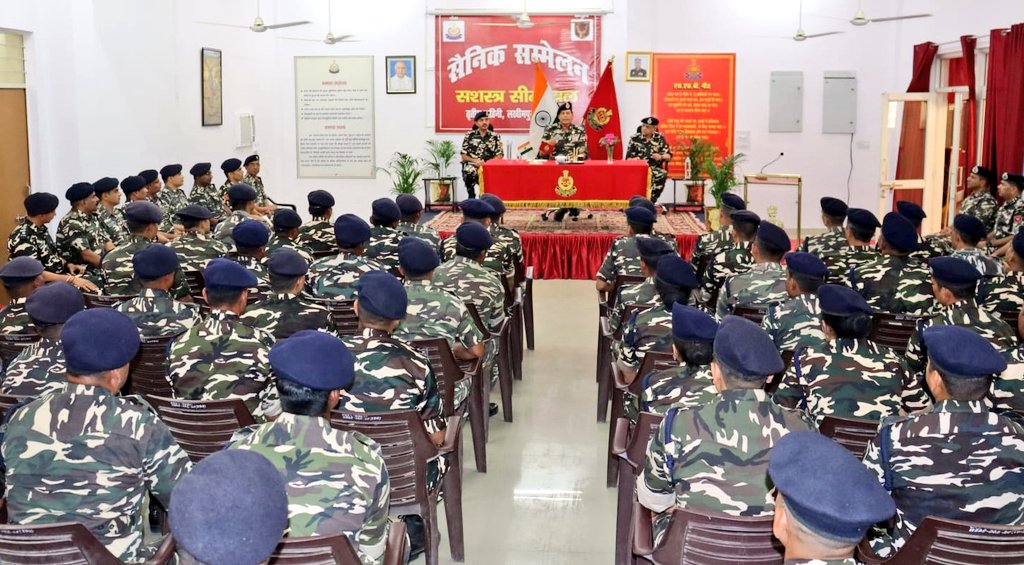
[437,279,615,564]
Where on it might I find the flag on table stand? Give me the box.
[583,60,623,159]
[520,62,558,159]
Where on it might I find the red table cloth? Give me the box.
[478,159,651,208]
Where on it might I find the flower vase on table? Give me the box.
[599,133,619,163]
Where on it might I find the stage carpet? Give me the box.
[426,209,705,280]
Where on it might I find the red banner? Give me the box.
[435,16,601,133]
[583,61,623,159]
[651,54,736,176]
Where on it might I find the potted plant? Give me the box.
[676,137,717,204]
[703,152,746,231]
[423,139,457,204]
[378,152,425,195]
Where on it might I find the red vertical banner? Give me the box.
[583,61,623,159]
[651,54,736,176]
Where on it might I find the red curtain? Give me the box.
[907,42,939,93]
[960,35,978,185]
[982,24,1024,176]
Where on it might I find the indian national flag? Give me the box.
[520,62,557,159]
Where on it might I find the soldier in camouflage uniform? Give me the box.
[697,210,759,307]
[241,249,332,340]
[114,244,202,338]
[242,154,276,214]
[761,252,828,352]
[979,230,1024,311]
[155,164,190,233]
[115,175,149,236]
[168,204,230,272]
[607,237,673,331]
[187,162,227,223]
[863,326,1024,556]
[821,208,880,283]
[306,214,387,300]
[716,221,790,318]
[397,194,442,250]
[689,193,745,272]
[297,190,337,254]
[139,168,161,204]
[625,117,672,202]
[266,208,314,262]
[168,259,278,422]
[849,212,934,315]
[949,213,1002,277]
[959,165,999,233]
[461,111,504,199]
[433,223,506,331]
[56,182,114,285]
[636,316,814,545]
[775,284,908,424]
[440,199,513,276]
[2,282,83,397]
[365,198,403,272]
[2,308,191,562]
[214,182,270,245]
[230,331,390,563]
[230,220,272,294]
[894,200,953,260]
[988,172,1024,257]
[0,257,45,336]
[9,193,77,275]
[993,348,1024,413]
[101,202,192,299]
[481,194,524,277]
[595,206,659,292]
[799,197,848,256]
[93,177,126,245]
[540,102,589,221]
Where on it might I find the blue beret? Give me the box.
[132,244,180,279]
[1002,172,1024,191]
[1014,230,1024,259]
[24,192,59,216]
[929,256,982,285]
[204,258,258,290]
[355,271,407,320]
[460,198,495,219]
[628,196,657,215]
[138,169,158,184]
[226,183,256,202]
[232,219,270,248]
[655,255,698,289]
[881,212,919,252]
[243,154,260,166]
[307,190,335,208]
[124,201,163,224]
[625,206,656,227]
[189,162,211,177]
[671,303,718,342]
[770,431,896,544]
[175,204,213,221]
[120,175,147,195]
[26,282,84,325]
[896,200,926,224]
[266,248,308,277]
[817,283,871,316]
[160,164,182,179]
[820,197,848,217]
[713,316,783,378]
[65,182,95,202]
[846,208,881,229]
[93,177,120,195]
[270,330,354,391]
[720,193,746,211]
[0,256,44,281]
[455,222,493,250]
[636,236,673,260]
[371,198,402,223]
[953,214,987,241]
[473,110,489,121]
[61,309,140,374]
[784,252,827,278]
[757,221,791,253]
[398,237,440,276]
[729,210,760,226]
[396,194,424,215]
[220,158,242,173]
[480,194,506,215]
[272,209,302,230]
[334,214,372,247]
[922,325,1007,378]
[169,450,287,565]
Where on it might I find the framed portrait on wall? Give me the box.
[201,47,223,126]
[625,51,651,83]
[385,55,416,94]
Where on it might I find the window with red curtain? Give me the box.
[894,42,939,208]
[982,23,1024,177]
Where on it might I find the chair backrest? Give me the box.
[614,304,651,340]
[631,351,676,396]
[464,301,490,336]
[0,394,29,422]
[649,508,784,565]
[82,293,130,309]
[310,249,338,260]
[182,269,205,294]
[0,333,40,368]
[733,305,769,325]
[0,521,174,564]
[868,312,923,354]
[818,416,879,460]
[857,516,1024,565]
[499,274,515,309]
[311,298,359,336]
[997,309,1022,340]
[144,396,256,463]
[409,338,466,417]
[125,333,183,398]
[608,274,648,309]
[624,412,664,474]
[268,533,362,564]
[327,410,437,515]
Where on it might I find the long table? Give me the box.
[478,159,651,208]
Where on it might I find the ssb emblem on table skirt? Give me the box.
[555,170,578,198]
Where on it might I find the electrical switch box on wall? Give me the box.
[769,71,803,133]
[823,71,856,134]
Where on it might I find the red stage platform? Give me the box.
[479,159,651,208]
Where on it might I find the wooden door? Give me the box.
[0,88,31,303]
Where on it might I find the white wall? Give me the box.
[0,0,1021,230]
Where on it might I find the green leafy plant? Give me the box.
[378,152,425,195]
[423,139,458,179]
[704,152,746,208]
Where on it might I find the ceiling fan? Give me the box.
[850,0,931,26]
[197,0,311,33]
[793,0,842,41]
[282,0,357,44]
[478,1,564,29]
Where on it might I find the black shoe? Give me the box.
[489,402,499,417]
[553,208,567,222]
[404,515,426,561]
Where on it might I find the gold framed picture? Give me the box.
[201,47,223,126]
[625,51,652,83]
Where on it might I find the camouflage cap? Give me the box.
[396,194,424,215]
[120,175,147,195]
[133,244,180,279]
[459,198,495,219]
[455,222,493,250]
[93,177,120,195]
[270,330,355,391]
[922,325,1007,378]
[672,303,717,342]
[371,198,402,223]
[272,209,302,230]
[355,270,407,320]
[204,258,258,290]
[398,237,440,276]
[655,255,697,289]
[64,182,95,203]
[26,281,84,325]
[0,256,44,282]
[713,315,783,378]
[334,214,372,247]
[124,201,163,224]
[266,248,308,277]
[24,192,59,216]
[61,309,140,374]
[138,169,159,184]
[169,450,288,565]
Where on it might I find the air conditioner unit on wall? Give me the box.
[237,113,256,148]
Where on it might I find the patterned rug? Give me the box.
[426,208,706,235]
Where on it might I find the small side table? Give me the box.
[423,177,459,213]
[668,177,706,212]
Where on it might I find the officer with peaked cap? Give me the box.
[240,249,331,339]
[959,165,998,232]
[690,191,747,269]
[461,109,504,199]
[296,189,337,254]
[989,172,1024,257]
[114,244,202,338]
[848,212,934,314]
[305,214,387,300]
[716,220,790,318]
[626,116,672,202]
[800,196,848,255]
[242,153,275,214]
[4,281,85,397]
[187,161,226,223]
[977,228,1024,313]
[637,315,813,546]
[396,193,443,250]
[539,101,589,221]
[762,251,829,352]
[433,222,507,330]
[365,198,404,271]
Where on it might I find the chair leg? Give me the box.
[468,373,487,473]
[597,352,612,422]
[615,459,637,565]
[607,388,623,487]
[497,340,514,423]
[511,307,524,381]
[523,279,535,350]
[482,353,493,442]
[424,500,441,565]
[442,451,466,561]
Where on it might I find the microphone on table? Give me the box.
[756,152,784,179]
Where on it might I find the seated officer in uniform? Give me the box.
[296,189,337,254]
[896,200,952,259]
[978,229,1024,312]
[230,331,390,563]
[863,325,1024,556]
[987,172,1024,257]
[114,244,202,338]
[186,161,227,224]
[365,198,404,272]
[306,214,387,300]
[169,204,230,272]
[0,257,46,335]
[716,220,790,318]
[241,249,331,340]
[761,252,828,352]
[697,210,759,305]
[214,183,266,245]
[637,316,814,546]
[433,222,507,331]
[9,192,84,276]
[800,197,848,255]
[607,237,674,331]
[690,192,745,269]
[169,450,287,565]
[439,198,511,276]
[3,308,191,562]
[948,213,1002,277]
[230,219,272,293]
[3,282,84,397]
[397,193,441,250]
[266,208,313,261]
[102,201,192,300]
[595,206,659,292]
[849,212,934,315]
[769,432,896,565]
[822,207,880,282]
